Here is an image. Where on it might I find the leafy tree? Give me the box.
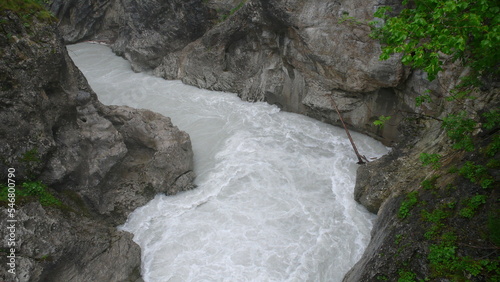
[371,0,500,82]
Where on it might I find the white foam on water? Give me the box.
[67,43,389,282]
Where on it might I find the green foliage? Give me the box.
[430,251,458,275]
[485,134,500,157]
[428,232,500,279]
[459,194,487,218]
[488,211,500,245]
[422,202,455,240]
[439,110,497,189]
[20,148,40,163]
[422,207,450,225]
[442,112,476,151]
[0,185,9,202]
[486,158,500,169]
[421,202,500,280]
[481,110,500,157]
[399,191,419,219]
[421,175,439,190]
[397,270,417,282]
[23,181,43,195]
[0,181,61,207]
[394,234,403,245]
[219,0,246,22]
[371,0,500,82]
[424,225,440,240]
[415,94,432,108]
[459,161,494,188]
[373,115,391,128]
[482,109,500,130]
[19,148,41,180]
[420,153,441,169]
[21,181,61,206]
[0,0,55,23]
[428,234,458,276]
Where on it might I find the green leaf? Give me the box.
[373,115,392,128]
[420,153,442,169]
[370,0,500,83]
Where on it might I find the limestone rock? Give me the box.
[51,0,215,72]
[176,0,406,144]
[0,203,143,282]
[98,106,195,224]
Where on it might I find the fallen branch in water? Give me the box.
[329,94,368,165]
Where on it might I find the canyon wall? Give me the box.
[0,8,195,281]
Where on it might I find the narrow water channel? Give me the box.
[68,43,388,282]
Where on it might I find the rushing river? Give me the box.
[68,43,388,282]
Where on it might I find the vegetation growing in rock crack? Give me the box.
[217,0,247,22]
[0,149,62,208]
[0,0,55,24]
[373,115,392,129]
[0,181,62,207]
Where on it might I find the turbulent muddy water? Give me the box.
[68,43,388,282]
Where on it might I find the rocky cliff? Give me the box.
[0,5,194,282]
[344,86,499,281]
[24,0,500,280]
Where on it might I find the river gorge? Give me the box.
[1,0,498,281]
[68,42,388,281]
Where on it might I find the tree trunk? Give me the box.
[329,95,368,165]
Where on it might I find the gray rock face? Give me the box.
[171,0,409,144]
[51,0,215,72]
[345,86,499,281]
[98,106,195,224]
[0,203,143,282]
[353,118,443,214]
[0,10,194,282]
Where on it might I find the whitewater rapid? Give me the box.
[67,43,388,282]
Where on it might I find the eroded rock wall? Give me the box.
[0,9,194,281]
[338,35,500,277]
[51,0,215,72]
[344,80,499,281]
